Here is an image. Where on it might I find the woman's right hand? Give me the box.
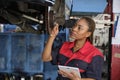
[42,23,59,62]
[50,23,59,37]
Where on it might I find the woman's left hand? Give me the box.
[58,70,81,80]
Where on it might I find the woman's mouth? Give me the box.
[70,32,75,37]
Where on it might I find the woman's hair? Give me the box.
[80,16,95,44]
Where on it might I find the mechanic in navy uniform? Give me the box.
[42,16,104,80]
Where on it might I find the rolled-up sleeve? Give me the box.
[51,46,60,65]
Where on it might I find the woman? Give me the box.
[42,16,104,80]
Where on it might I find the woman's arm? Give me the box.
[42,24,59,62]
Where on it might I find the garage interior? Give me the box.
[0,0,120,80]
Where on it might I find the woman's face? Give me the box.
[70,19,91,40]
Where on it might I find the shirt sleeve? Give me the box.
[51,43,62,65]
[86,55,104,80]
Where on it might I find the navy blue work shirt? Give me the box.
[51,40,104,80]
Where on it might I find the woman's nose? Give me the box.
[72,26,77,31]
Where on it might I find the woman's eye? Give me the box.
[78,26,81,30]
[78,25,83,30]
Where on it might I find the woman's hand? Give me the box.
[58,70,81,80]
[50,23,59,37]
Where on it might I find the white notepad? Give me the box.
[58,65,81,78]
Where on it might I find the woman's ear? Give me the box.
[86,32,92,37]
